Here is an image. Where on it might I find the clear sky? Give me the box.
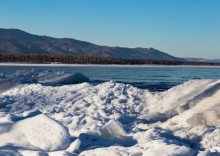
[0,0,219,59]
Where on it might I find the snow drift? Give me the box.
[0,69,220,155]
[0,114,71,151]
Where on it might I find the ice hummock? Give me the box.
[0,69,220,155]
[100,119,127,139]
[0,68,90,85]
[39,72,90,85]
[66,139,81,153]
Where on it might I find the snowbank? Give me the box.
[143,143,194,156]
[0,76,220,155]
[162,80,220,128]
[0,114,71,151]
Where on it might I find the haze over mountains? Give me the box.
[0,28,219,62]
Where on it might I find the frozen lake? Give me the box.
[1,63,220,91]
[1,63,220,155]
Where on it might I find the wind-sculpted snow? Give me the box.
[0,73,220,155]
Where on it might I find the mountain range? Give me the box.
[0,28,218,62]
[0,28,184,61]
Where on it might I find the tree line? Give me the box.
[0,54,219,66]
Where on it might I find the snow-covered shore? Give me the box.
[0,69,220,155]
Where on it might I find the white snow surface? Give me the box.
[0,69,220,155]
[0,114,70,151]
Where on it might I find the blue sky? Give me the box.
[0,0,219,59]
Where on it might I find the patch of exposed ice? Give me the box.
[39,72,90,85]
[1,68,89,85]
[100,119,127,139]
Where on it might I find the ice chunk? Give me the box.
[203,111,219,123]
[66,139,81,153]
[176,104,189,114]
[100,120,127,139]
[19,150,47,156]
[0,114,71,151]
[39,72,90,84]
[143,144,195,156]
[4,68,90,85]
[186,111,220,126]
[186,113,206,126]
[197,150,212,156]
[48,151,78,156]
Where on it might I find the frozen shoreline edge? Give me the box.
[1,63,220,68]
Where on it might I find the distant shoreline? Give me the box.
[0,62,220,68]
[0,54,220,66]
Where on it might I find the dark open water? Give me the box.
[0,64,220,91]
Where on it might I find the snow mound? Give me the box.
[143,143,195,156]
[0,114,71,151]
[1,78,220,154]
[201,128,220,150]
[162,80,220,127]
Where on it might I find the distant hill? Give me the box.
[183,58,209,62]
[0,28,185,61]
[184,58,220,63]
[212,59,220,63]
